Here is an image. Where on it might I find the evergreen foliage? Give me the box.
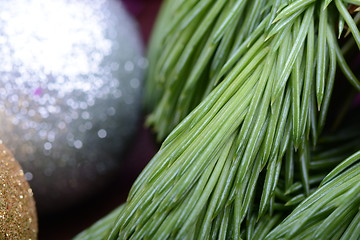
[75,0,360,239]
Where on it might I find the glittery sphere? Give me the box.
[0,0,145,212]
[0,144,38,240]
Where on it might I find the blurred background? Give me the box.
[1,1,359,239]
[38,0,162,239]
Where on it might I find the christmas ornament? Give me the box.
[0,0,145,212]
[0,144,38,240]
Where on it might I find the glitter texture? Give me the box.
[0,144,38,240]
[0,0,145,212]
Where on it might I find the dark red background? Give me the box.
[39,1,162,239]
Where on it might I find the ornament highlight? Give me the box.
[0,0,145,212]
[0,144,38,240]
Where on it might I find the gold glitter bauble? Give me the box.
[0,144,38,240]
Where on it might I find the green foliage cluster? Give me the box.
[75,0,360,239]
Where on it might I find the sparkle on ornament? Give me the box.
[97,129,107,139]
[74,140,83,149]
[124,61,135,72]
[81,111,90,120]
[107,107,116,116]
[44,142,52,151]
[130,78,140,89]
[137,57,148,69]
[24,172,33,181]
[85,122,93,130]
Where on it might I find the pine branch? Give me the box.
[75,113,360,239]
[108,1,360,239]
[266,151,360,240]
[274,113,360,211]
[75,0,360,239]
[146,0,271,141]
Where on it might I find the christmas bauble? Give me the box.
[0,0,145,212]
[0,144,38,240]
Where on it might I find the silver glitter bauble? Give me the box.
[0,0,145,212]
